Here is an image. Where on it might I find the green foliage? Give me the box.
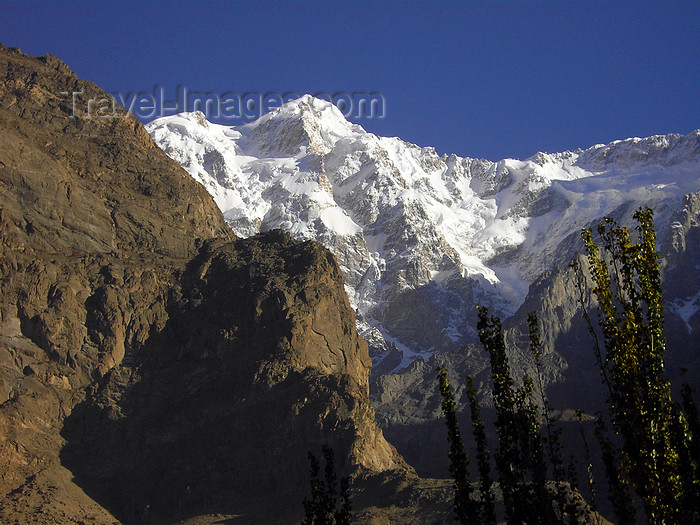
[438,308,590,524]
[466,375,496,524]
[302,446,351,525]
[437,367,479,523]
[578,207,698,523]
[677,378,700,523]
[476,307,525,524]
[593,415,637,525]
[478,307,581,524]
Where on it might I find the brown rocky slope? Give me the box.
[0,45,451,523]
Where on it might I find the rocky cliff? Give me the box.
[0,45,445,524]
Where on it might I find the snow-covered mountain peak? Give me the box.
[186,110,210,128]
[526,149,582,167]
[576,130,700,170]
[250,94,354,129]
[523,131,700,173]
[241,95,364,157]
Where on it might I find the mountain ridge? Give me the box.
[148,98,700,482]
[147,98,700,376]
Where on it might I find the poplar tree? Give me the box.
[579,207,693,523]
[437,367,479,523]
[476,307,525,524]
[302,446,351,525]
[466,375,497,524]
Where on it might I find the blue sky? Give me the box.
[2,0,698,160]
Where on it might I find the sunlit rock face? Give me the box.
[0,46,414,524]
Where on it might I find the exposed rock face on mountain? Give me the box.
[147,101,700,380]
[147,96,700,479]
[371,197,700,476]
[0,45,436,524]
[59,232,406,523]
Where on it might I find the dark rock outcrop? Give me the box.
[58,232,406,523]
